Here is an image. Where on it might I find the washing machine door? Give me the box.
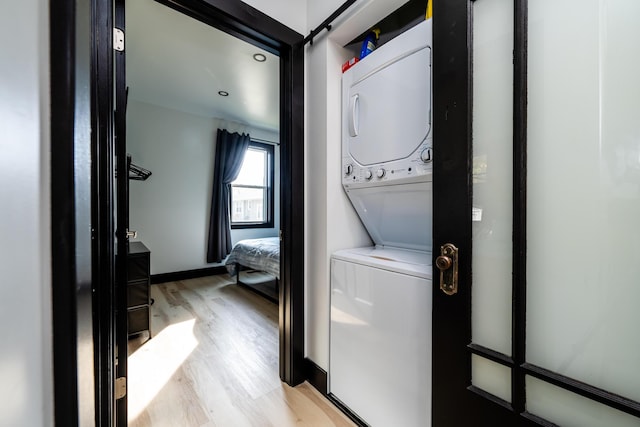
[343,21,431,166]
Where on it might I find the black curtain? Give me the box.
[207,129,251,263]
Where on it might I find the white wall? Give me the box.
[127,100,279,275]
[242,0,307,35]
[305,35,372,370]
[304,0,409,370]
[0,0,53,425]
[305,35,374,370]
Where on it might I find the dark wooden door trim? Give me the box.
[511,0,529,416]
[93,0,117,425]
[431,1,476,423]
[50,1,80,426]
[114,0,128,424]
[432,0,531,424]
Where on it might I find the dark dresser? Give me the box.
[127,241,151,338]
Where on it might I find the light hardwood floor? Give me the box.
[128,275,355,427]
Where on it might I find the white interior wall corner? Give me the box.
[304,37,330,368]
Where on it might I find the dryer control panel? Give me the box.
[342,140,432,187]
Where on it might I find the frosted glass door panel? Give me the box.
[471,0,513,356]
[527,0,640,403]
[471,355,511,403]
[527,376,640,427]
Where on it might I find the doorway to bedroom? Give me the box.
[124,0,286,424]
[124,0,282,298]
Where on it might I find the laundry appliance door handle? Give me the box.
[349,94,359,137]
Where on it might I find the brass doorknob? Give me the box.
[436,255,452,271]
[438,243,459,296]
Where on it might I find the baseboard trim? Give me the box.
[151,266,227,284]
[304,358,369,426]
[327,394,369,427]
[304,357,327,395]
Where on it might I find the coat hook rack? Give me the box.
[129,162,152,181]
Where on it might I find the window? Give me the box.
[230,142,274,228]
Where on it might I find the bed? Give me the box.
[225,237,280,301]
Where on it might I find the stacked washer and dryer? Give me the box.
[329,19,433,427]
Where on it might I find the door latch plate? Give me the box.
[115,377,127,400]
[114,28,125,52]
[437,243,459,296]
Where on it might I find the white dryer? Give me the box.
[330,19,433,427]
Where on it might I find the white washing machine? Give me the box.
[330,19,433,427]
[330,247,431,427]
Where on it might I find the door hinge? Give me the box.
[114,28,125,52]
[115,377,127,399]
[279,230,283,241]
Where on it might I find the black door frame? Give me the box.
[50,0,305,425]
[93,0,118,424]
[114,1,128,424]
[50,2,81,426]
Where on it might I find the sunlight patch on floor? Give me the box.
[127,318,198,422]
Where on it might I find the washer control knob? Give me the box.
[364,170,373,180]
[376,168,386,178]
[344,164,353,176]
[420,148,433,163]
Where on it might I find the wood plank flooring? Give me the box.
[128,275,354,427]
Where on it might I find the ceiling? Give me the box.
[126,0,280,131]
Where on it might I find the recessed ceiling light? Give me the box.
[218,90,229,97]
[253,53,267,62]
